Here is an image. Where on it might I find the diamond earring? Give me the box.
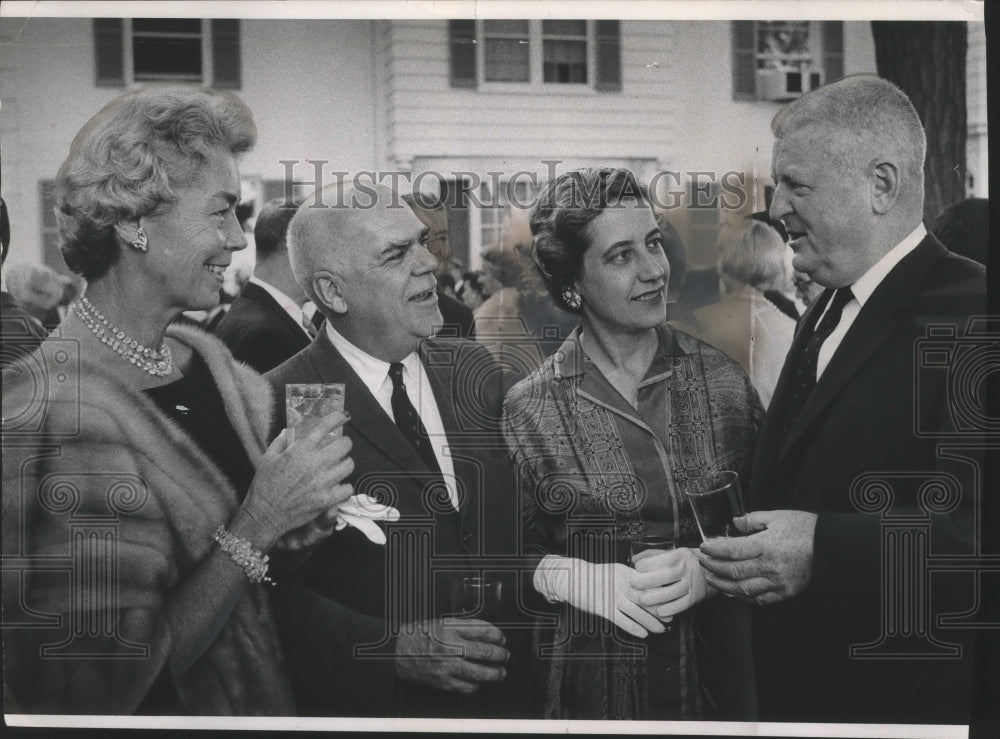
[561,289,582,310]
[131,227,148,252]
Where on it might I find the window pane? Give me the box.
[134,35,202,79]
[484,20,529,35]
[542,20,586,37]
[543,39,587,83]
[485,38,530,82]
[756,20,811,69]
[133,18,201,34]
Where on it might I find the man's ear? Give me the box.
[871,159,901,215]
[314,270,348,315]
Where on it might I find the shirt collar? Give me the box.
[850,223,926,307]
[324,320,420,395]
[248,276,306,325]
[552,323,684,380]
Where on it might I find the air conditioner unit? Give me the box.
[756,68,823,102]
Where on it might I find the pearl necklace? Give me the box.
[71,296,174,377]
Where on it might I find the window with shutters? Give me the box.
[731,21,843,101]
[93,19,241,89]
[449,19,621,91]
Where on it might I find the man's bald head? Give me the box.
[288,184,394,303]
[286,183,441,362]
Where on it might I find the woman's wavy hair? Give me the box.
[54,84,256,280]
[529,168,651,314]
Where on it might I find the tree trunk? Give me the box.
[871,21,967,223]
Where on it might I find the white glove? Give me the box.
[632,547,713,619]
[532,555,666,638]
[335,494,400,545]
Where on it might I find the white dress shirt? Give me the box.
[816,223,926,380]
[325,321,459,511]
[248,276,312,339]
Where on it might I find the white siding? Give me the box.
[382,20,877,178]
[237,20,377,187]
[0,17,117,269]
[670,21,877,179]
[384,20,678,164]
[0,18,380,267]
[374,20,395,169]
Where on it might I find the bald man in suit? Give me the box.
[266,184,530,718]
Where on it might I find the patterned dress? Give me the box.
[502,324,763,720]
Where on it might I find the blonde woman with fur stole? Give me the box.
[2,85,354,715]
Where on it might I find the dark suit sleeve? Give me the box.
[270,583,396,716]
[810,261,982,666]
[219,323,306,375]
[264,357,398,716]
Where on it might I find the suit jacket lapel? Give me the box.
[304,333,428,477]
[777,234,947,459]
[779,306,896,456]
[421,340,473,523]
[752,291,830,484]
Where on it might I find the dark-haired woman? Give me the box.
[502,168,762,720]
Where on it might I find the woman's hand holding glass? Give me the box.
[237,411,355,552]
[631,547,712,621]
[534,555,666,638]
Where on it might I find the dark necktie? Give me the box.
[388,362,442,475]
[779,287,854,439]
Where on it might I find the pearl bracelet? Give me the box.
[213,525,273,585]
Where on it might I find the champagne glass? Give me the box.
[685,471,746,541]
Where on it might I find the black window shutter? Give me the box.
[732,21,756,100]
[212,19,241,89]
[94,19,125,87]
[449,20,477,88]
[594,20,622,91]
[822,21,844,84]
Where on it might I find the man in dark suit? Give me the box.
[266,183,527,718]
[700,76,985,724]
[215,198,313,372]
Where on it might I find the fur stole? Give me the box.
[2,324,294,715]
